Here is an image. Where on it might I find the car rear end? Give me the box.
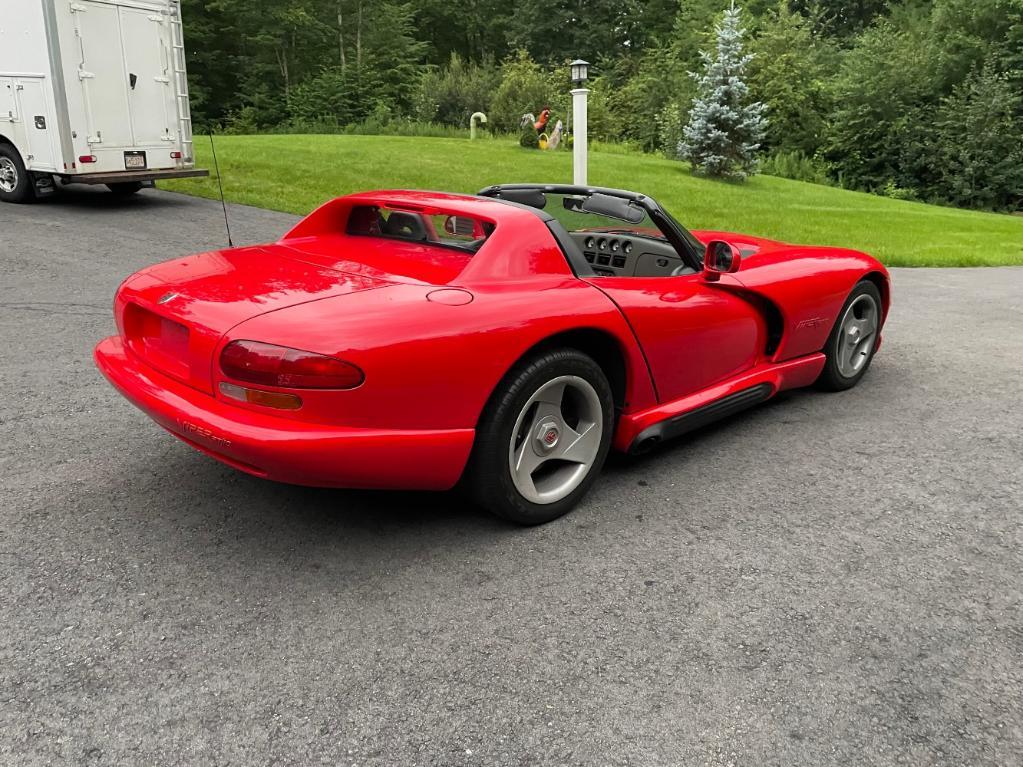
[94,244,476,489]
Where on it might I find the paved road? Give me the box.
[2,187,1021,766]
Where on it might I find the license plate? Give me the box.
[124,151,146,169]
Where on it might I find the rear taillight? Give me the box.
[170,151,182,159]
[219,340,364,389]
[79,155,97,164]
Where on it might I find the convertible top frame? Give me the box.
[478,183,705,271]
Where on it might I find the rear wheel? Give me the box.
[0,145,32,203]
[107,181,144,197]
[816,280,883,391]
[467,349,614,525]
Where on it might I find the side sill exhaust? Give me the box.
[627,383,773,454]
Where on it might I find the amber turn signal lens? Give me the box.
[219,382,302,410]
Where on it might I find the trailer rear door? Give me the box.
[75,1,132,146]
[73,0,173,149]
[119,6,174,145]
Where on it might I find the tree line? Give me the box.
[182,0,1023,211]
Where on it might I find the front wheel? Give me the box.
[467,349,614,525]
[816,280,883,391]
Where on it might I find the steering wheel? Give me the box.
[670,263,691,277]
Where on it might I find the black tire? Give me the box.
[466,348,614,525]
[107,181,144,197]
[0,144,33,203]
[816,280,883,391]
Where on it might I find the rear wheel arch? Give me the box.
[476,327,630,428]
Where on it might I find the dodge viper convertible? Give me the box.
[95,184,890,524]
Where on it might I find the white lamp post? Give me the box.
[570,59,589,186]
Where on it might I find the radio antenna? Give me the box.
[208,131,234,248]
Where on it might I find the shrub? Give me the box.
[413,53,501,128]
[519,127,540,148]
[760,150,832,185]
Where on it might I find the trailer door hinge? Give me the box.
[154,76,170,84]
[70,2,87,11]
[147,14,164,22]
[78,70,95,80]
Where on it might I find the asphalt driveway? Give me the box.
[1,187,1021,765]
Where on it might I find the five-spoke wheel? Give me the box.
[467,348,614,525]
[508,375,604,505]
[835,293,879,378]
[817,280,883,391]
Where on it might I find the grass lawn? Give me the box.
[163,134,1023,267]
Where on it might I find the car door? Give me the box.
[590,273,764,403]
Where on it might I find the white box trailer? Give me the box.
[0,0,207,202]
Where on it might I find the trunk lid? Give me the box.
[117,245,390,393]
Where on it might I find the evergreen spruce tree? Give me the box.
[678,3,766,180]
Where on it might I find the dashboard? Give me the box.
[569,232,695,278]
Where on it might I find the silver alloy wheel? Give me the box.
[0,157,18,194]
[836,293,879,377]
[508,375,603,505]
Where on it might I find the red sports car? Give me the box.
[95,184,890,524]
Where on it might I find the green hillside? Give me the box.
[163,135,1023,267]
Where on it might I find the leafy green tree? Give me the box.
[928,64,1023,209]
[413,0,513,62]
[748,2,836,155]
[505,0,646,63]
[608,45,692,151]
[356,1,428,113]
[790,0,892,37]
[826,12,937,194]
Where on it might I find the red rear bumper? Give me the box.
[94,337,474,490]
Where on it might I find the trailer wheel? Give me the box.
[107,182,143,197]
[0,144,33,203]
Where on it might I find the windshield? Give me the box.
[490,188,706,261]
[541,193,665,240]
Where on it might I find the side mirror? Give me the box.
[703,240,742,281]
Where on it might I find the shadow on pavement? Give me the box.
[35,183,192,210]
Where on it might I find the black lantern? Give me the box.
[570,59,589,87]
